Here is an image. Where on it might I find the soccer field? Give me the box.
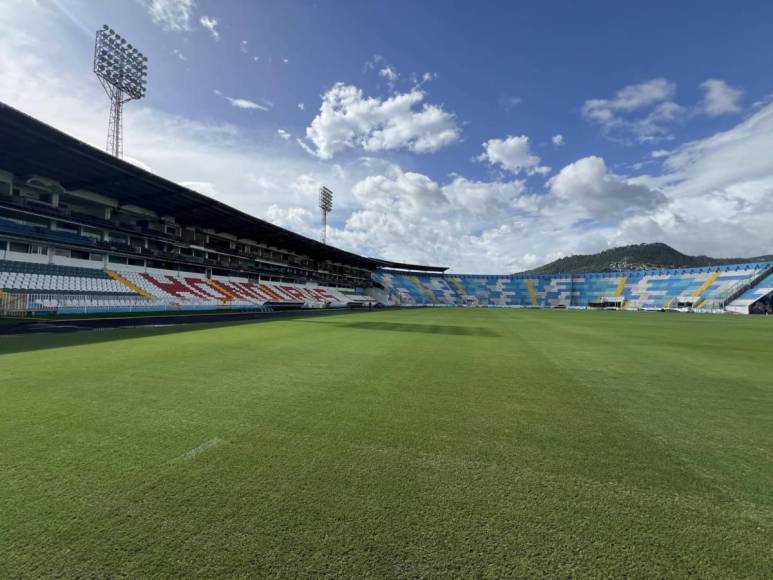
[2,308,772,577]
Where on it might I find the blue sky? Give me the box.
[1,0,772,272]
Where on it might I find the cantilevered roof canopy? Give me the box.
[0,102,447,273]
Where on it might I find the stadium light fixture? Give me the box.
[93,25,148,159]
[319,186,333,245]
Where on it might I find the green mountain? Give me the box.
[523,243,773,274]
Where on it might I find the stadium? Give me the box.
[1,103,771,318]
[2,3,773,578]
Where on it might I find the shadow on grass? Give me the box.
[310,320,501,337]
[0,309,383,356]
[0,319,263,356]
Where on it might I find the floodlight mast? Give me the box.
[319,186,333,245]
[93,25,148,158]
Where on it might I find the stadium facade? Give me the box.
[1,102,772,317]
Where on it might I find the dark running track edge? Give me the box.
[0,306,404,335]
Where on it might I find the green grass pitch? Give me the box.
[2,308,772,577]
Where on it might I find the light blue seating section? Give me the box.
[374,262,773,310]
[385,275,435,304]
[726,271,773,311]
[571,274,623,306]
[423,275,460,304]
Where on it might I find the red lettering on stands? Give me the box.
[258,284,287,301]
[186,278,223,298]
[298,288,320,301]
[279,286,306,301]
[141,274,208,299]
[316,288,337,300]
[220,281,259,301]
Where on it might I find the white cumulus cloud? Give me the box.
[584,78,676,119]
[330,165,539,269]
[478,135,549,176]
[583,78,683,143]
[700,79,743,116]
[549,156,667,219]
[303,83,461,159]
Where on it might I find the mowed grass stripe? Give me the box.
[1,308,771,577]
[527,310,773,506]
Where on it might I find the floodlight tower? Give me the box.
[93,25,148,158]
[319,186,333,245]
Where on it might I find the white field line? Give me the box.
[171,437,224,463]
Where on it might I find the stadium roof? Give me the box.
[0,102,447,273]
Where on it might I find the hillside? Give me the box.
[524,243,773,274]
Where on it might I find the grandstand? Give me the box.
[1,100,772,319]
[0,103,440,317]
[374,262,773,314]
